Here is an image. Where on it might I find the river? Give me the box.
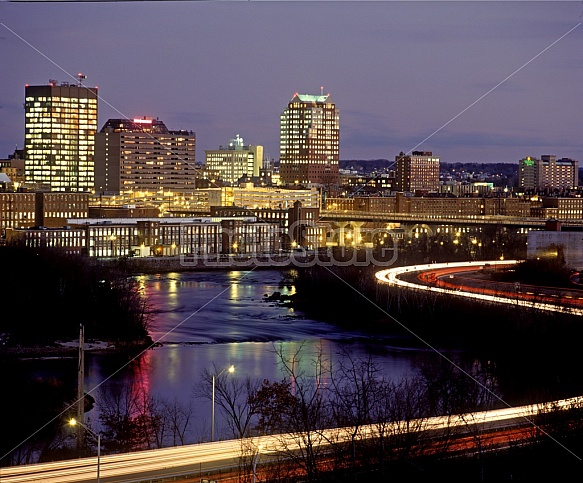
[5,267,580,463]
[81,268,446,440]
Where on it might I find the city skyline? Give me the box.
[1,1,581,165]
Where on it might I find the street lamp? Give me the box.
[211,364,235,442]
[252,443,263,483]
[69,418,101,483]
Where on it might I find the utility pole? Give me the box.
[77,324,85,449]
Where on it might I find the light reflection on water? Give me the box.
[84,339,425,442]
[11,269,583,457]
[81,269,434,440]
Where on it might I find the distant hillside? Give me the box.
[339,159,394,172]
[440,162,518,177]
[340,160,583,186]
[339,160,518,176]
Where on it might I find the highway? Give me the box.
[375,259,583,316]
[3,260,581,482]
[1,395,582,483]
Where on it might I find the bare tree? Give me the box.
[160,396,195,446]
[327,349,385,475]
[377,376,431,460]
[97,384,161,452]
[420,357,500,482]
[194,363,262,441]
[264,342,333,482]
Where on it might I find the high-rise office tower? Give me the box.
[205,134,263,186]
[279,91,339,187]
[24,77,98,192]
[94,117,197,195]
[394,151,440,193]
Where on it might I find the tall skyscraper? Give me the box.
[24,77,98,192]
[394,151,440,193]
[94,117,196,195]
[205,134,263,186]
[279,91,339,187]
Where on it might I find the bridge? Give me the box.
[317,210,560,248]
[320,209,553,228]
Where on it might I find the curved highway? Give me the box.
[1,395,582,483]
[375,260,583,317]
[3,260,582,482]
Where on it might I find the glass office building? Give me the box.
[24,79,98,192]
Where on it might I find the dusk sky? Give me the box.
[1,1,581,165]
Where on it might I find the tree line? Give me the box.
[18,342,582,482]
[0,245,152,348]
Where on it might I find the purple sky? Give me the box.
[1,1,581,164]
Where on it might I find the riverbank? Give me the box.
[98,254,302,275]
[0,336,155,359]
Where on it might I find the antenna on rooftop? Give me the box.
[321,86,324,95]
[77,73,86,86]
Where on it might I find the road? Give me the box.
[375,259,583,316]
[1,395,582,483]
[419,262,583,308]
[2,259,580,483]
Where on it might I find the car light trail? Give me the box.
[375,260,583,316]
[3,260,582,482]
[1,395,582,483]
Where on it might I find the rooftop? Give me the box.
[291,93,331,104]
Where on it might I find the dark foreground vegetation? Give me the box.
[286,251,583,405]
[0,245,152,350]
[264,255,583,481]
[2,245,582,480]
[492,250,576,288]
[7,341,581,482]
[0,245,153,467]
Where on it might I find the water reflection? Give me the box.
[89,270,443,400]
[2,270,480,460]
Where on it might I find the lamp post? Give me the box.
[69,418,101,483]
[211,364,235,442]
[252,444,263,483]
